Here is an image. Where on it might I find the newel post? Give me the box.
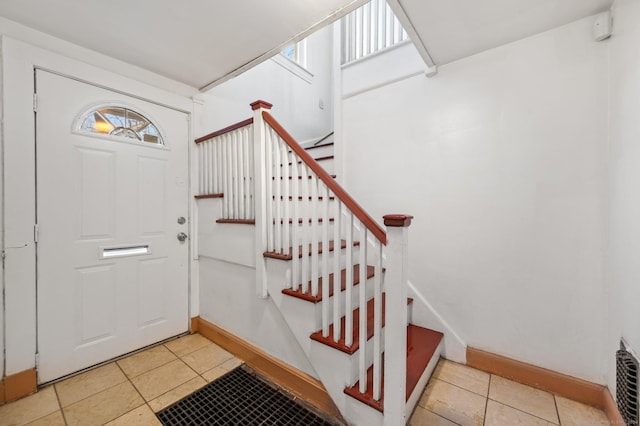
[382,214,413,426]
[251,100,273,298]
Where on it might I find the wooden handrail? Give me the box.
[263,111,387,245]
[194,118,254,144]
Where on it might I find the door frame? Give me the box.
[1,36,198,382]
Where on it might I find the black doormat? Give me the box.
[156,365,338,425]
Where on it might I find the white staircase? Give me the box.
[195,100,443,425]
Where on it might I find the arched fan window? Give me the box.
[78,105,164,145]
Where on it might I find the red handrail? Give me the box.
[263,111,387,245]
[194,118,254,144]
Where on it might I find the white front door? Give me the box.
[35,70,190,383]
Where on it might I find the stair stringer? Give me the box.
[407,280,467,363]
[266,259,388,425]
[310,340,384,426]
[404,338,443,419]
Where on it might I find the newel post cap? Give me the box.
[250,100,273,110]
[383,214,414,227]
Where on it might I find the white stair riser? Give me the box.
[345,393,384,425]
[300,275,379,329]
[275,157,335,177]
[315,158,334,175]
[267,221,337,244]
[287,248,364,283]
[303,144,334,158]
[268,199,337,221]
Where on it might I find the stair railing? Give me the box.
[341,0,409,65]
[252,100,408,419]
[194,118,255,220]
[197,100,411,423]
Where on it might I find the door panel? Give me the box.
[36,70,189,383]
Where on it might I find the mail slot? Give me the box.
[100,244,150,259]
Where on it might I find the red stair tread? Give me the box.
[216,218,255,225]
[272,175,337,180]
[310,295,413,355]
[343,325,444,412]
[195,193,224,199]
[263,239,359,260]
[285,155,334,166]
[310,296,384,355]
[273,195,335,201]
[282,265,375,303]
[303,141,334,151]
[273,218,335,225]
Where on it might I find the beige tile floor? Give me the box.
[0,334,241,426]
[0,335,611,426]
[410,360,611,426]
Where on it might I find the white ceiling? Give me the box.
[393,0,614,66]
[0,0,615,91]
[0,0,364,90]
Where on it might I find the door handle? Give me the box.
[177,232,188,242]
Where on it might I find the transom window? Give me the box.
[79,106,164,145]
[281,39,307,68]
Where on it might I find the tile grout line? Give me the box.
[483,374,492,425]
[426,408,463,426]
[53,385,70,426]
[485,395,560,425]
[431,376,490,399]
[54,368,130,412]
[553,394,562,425]
[113,360,147,422]
[163,334,214,359]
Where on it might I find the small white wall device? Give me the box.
[593,11,613,42]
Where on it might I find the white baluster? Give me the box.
[345,212,354,347]
[265,127,274,251]
[370,0,377,53]
[199,143,204,195]
[349,11,356,62]
[221,136,228,217]
[310,174,319,297]
[395,14,403,44]
[373,239,383,400]
[215,140,221,195]
[226,134,234,218]
[321,184,330,337]
[356,7,363,60]
[385,3,393,48]
[234,131,243,219]
[247,128,255,219]
[363,1,370,57]
[358,225,368,393]
[377,0,385,53]
[242,127,251,219]
[291,153,300,289]
[209,141,214,194]
[273,132,282,253]
[300,164,310,294]
[333,200,342,342]
[282,139,290,256]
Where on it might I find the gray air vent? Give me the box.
[617,341,639,426]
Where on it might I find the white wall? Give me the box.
[607,0,640,392]
[341,16,609,383]
[199,26,334,144]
